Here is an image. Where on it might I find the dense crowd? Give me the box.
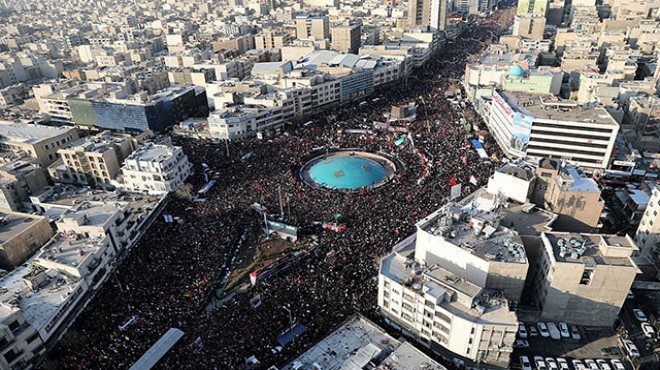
[44,16,505,370]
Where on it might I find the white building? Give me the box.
[379,188,539,369]
[635,184,660,262]
[488,90,620,170]
[119,144,192,195]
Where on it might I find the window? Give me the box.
[580,268,594,285]
[26,332,39,344]
[402,303,413,312]
[8,320,20,331]
[435,311,451,323]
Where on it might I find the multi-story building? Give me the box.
[331,24,362,54]
[119,144,193,195]
[0,210,54,270]
[0,158,49,212]
[295,15,330,40]
[408,0,451,31]
[0,121,79,167]
[488,90,619,170]
[530,232,639,326]
[254,30,293,50]
[531,158,604,230]
[67,85,208,133]
[512,15,546,40]
[379,188,533,369]
[0,197,162,369]
[47,131,146,188]
[634,183,660,261]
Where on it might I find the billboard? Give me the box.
[510,112,533,152]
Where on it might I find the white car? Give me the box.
[556,358,569,370]
[624,339,641,357]
[572,359,587,370]
[537,322,550,338]
[641,322,655,338]
[534,356,548,370]
[529,325,539,337]
[545,358,559,370]
[596,359,612,370]
[570,325,581,340]
[584,359,599,370]
[520,356,532,370]
[610,359,625,370]
[519,322,528,338]
[559,322,570,338]
[633,308,648,322]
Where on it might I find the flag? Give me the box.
[449,178,458,186]
[333,213,341,220]
[470,175,478,186]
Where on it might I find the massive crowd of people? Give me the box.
[45,15,506,370]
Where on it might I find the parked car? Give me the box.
[623,339,641,357]
[570,325,581,340]
[514,339,530,348]
[584,359,599,370]
[572,359,587,370]
[545,358,559,370]
[534,356,548,370]
[529,324,539,337]
[627,290,635,300]
[641,322,655,338]
[596,359,612,370]
[633,308,648,322]
[556,358,569,370]
[547,322,561,340]
[537,322,550,338]
[520,356,532,370]
[519,323,528,338]
[559,322,570,338]
[610,360,625,370]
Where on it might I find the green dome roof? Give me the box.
[509,64,525,77]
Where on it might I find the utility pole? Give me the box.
[225,139,230,157]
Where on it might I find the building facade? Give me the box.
[119,144,193,195]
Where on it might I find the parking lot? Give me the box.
[511,321,632,370]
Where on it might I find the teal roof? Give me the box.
[509,65,524,77]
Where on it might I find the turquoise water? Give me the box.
[308,156,387,189]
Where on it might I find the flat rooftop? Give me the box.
[557,167,601,193]
[128,144,178,162]
[500,90,618,126]
[37,233,104,268]
[544,232,637,267]
[0,211,44,245]
[0,264,82,332]
[380,252,515,324]
[0,121,74,144]
[280,314,447,370]
[417,189,528,264]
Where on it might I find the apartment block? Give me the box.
[119,144,193,195]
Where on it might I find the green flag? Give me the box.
[333,213,341,219]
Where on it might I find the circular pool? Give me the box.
[300,151,396,191]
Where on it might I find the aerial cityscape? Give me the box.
[0,0,658,369]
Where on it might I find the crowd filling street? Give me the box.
[45,15,508,370]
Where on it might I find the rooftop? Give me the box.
[280,314,446,370]
[544,232,638,267]
[127,144,180,163]
[0,121,74,145]
[556,166,601,193]
[0,264,82,332]
[380,251,516,324]
[37,233,104,268]
[499,90,619,126]
[0,211,45,245]
[416,189,528,264]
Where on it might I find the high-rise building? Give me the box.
[512,14,547,40]
[331,24,362,54]
[295,15,330,40]
[517,0,548,15]
[407,0,449,31]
